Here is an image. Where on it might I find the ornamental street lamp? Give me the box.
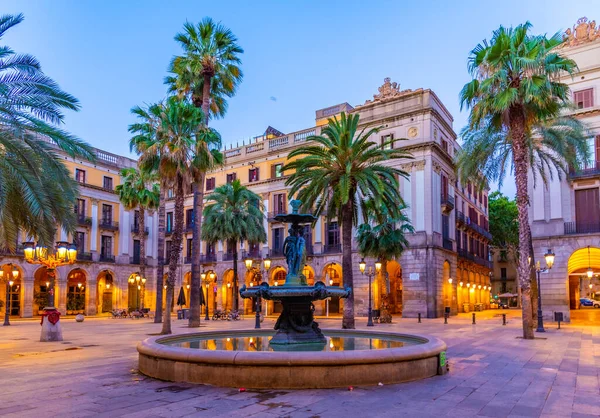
[23,241,77,341]
[533,248,555,333]
[128,272,147,310]
[244,254,271,329]
[2,266,18,326]
[359,258,381,327]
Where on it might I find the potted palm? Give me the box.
[33,291,48,315]
[76,294,85,314]
[66,298,75,315]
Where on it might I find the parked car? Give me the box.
[498,301,509,309]
[579,298,600,308]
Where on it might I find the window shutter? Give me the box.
[271,165,276,178]
[595,135,600,167]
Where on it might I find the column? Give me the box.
[86,276,97,315]
[147,214,155,260]
[22,276,34,318]
[59,228,68,242]
[120,207,130,255]
[262,198,269,254]
[91,199,99,252]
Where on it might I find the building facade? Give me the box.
[0,146,159,318]
[529,17,600,321]
[164,78,492,319]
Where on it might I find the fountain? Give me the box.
[137,200,447,388]
[239,200,350,348]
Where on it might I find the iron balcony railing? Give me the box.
[77,252,92,261]
[441,194,455,210]
[99,219,119,231]
[564,221,600,235]
[99,254,115,263]
[222,253,235,261]
[184,256,191,264]
[130,256,140,265]
[442,238,453,251]
[77,215,92,226]
[568,166,600,180]
[270,247,284,257]
[131,225,149,234]
[323,243,342,254]
[201,253,217,263]
[456,211,466,225]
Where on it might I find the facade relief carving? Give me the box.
[561,17,599,47]
[362,77,421,105]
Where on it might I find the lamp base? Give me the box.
[40,307,63,342]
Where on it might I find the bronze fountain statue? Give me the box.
[240,200,350,347]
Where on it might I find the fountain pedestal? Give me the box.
[272,298,324,345]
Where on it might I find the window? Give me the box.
[75,199,86,217]
[167,188,174,198]
[75,168,86,183]
[574,88,594,109]
[133,210,140,230]
[274,193,286,215]
[166,212,173,233]
[165,240,172,259]
[75,232,85,252]
[102,204,112,224]
[248,241,260,256]
[249,168,259,183]
[327,222,339,247]
[381,133,394,150]
[133,240,140,263]
[187,238,192,258]
[185,209,194,227]
[271,163,283,179]
[206,177,216,191]
[103,176,113,190]
[441,139,448,153]
[441,175,448,200]
[226,173,237,184]
[206,242,215,256]
[501,268,507,280]
[273,228,284,254]
[226,239,236,255]
[101,235,112,257]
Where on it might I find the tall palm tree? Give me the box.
[459,22,580,339]
[130,97,203,334]
[0,13,94,250]
[356,200,414,314]
[116,166,160,307]
[202,180,266,311]
[284,112,412,329]
[167,18,242,327]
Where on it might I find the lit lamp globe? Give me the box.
[244,256,253,270]
[209,271,216,281]
[264,256,271,271]
[544,249,555,269]
[359,259,366,274]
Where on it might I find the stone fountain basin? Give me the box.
[137,329,447,389]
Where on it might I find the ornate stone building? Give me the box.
[529,17,600,321]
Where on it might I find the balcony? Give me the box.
[99,219,119,231]
[442,238,453,251]
[456,211,466,226]
[457,248,474,262]
[184,256,191,264]
[323,244,341,254]
[268,210,288,221]
[185,223,194,233]
[243,249,262,259]
[76,252,92,261]
[0,246,24,256]
[270,247,284,257]
[130,256,141,265]
[201,253,217,263]
[564,221,600,235]
[441,195,455,214]
[99,254,115,263]
[466,221,492,240]
[131,225,149,235]
[77,215,92,227]
[569,166,600,180]
[222,253,235,261]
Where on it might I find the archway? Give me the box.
[442,260,452,313]
[302,265,315,286]
[183,271,192,308]
[222,269,235,311]
[387,261,402,314]
[67,268,87,315]
[567,246,600,310]
[33,266,52,315]
[1,264,22,317]
[97,270,115,314]
[267,267,286,314]
[322,263,343,316]
[244,269,260,314]
[202,270,217,316]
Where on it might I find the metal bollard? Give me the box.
[418,313,422,323]
[502,314,506,325]
[472,313,476,324]
[444,313,448,324]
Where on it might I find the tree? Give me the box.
[116,167,160,306]
[488,191,518,257]
[202,180,266,311]
[130,97,204,334]
[167,18,241,327]
[0,13,94,250]
[284,112,412,328]
[459,22,583,338]
[356,200,414,315]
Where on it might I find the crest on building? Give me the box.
[363,77,412,105]
[562,17,599,47]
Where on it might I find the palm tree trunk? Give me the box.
[341,201,355,329]
[527,224,538,321]
[154,187,166,323]
[201,73,211,125]
[510,107,534,339]
[233,243,239,311]
[162,174,185,335]
[189,175,206,327]
[139,206,146,309]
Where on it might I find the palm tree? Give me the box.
[116,166,160,307]
[0,13,95,250]
[202,180,266,311]
[284,112,412,329]
[459,22,580,339]
[356,200,414,314]
[167,18,242,327]
[129,97,204,334]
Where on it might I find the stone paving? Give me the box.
[1,309,600,417]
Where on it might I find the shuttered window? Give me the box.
[574,88,594,109]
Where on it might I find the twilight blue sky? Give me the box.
[3,1,599,196]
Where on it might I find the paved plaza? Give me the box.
[1,310,600,417]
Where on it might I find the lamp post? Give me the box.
[359,258,381,327]
[2,266,18,326]
[23,241,77,341]
[128,272,146,311]
[532,249,555,333]
[244,254,271,329]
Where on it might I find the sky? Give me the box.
[3,0,599,197]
